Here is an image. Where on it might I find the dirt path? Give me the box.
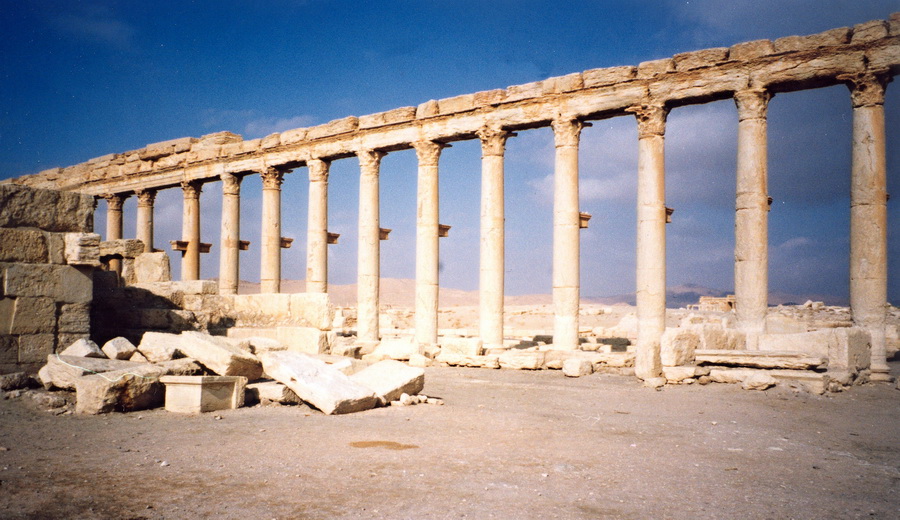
[1,364,898,519]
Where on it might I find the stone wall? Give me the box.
[0,184,98,373]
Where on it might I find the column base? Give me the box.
[869,370,894,383]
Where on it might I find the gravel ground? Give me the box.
[0,363,898,519]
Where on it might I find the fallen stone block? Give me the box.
[350,359,425,405]
[277,326,332,355]
[137,331,183,362]
[102,337,137,360]
[661,328,700,366]
[562,359,593,377]
[367,337,419,361]
[408,353,432,368]
[178,331,262,380]
[435,351,499,368]
[130,351,149,363]
[662,365,710,383]
[39,355,148,390]
[60,338,106,358]
[696,350,827,370]
[542,350,606,370]
[708,368,760,384]
[742,373,777,391]
[312,354,369,375]
[499,350,545,370]
[74,364,168,414]
[260,351,377,415]
[0,372,33,391]
[246,380,302,404]
[160,375,247,413]
[440,337,483,357]
[769,370,831,395]
[134,252,171,283]
[240,336,287,355]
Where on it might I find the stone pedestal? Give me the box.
[160,375,247,413]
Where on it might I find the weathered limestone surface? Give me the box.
[134,252,171,283]
[247,380,301,404]
[499,350,545,370]
[260,351,378,415]
[38,355,145,390]
[660,328,700,366]
[350,359,425,404]
[60,339,105,358]
[178,331,261,379]
[440,337,483,357]
[75,365,167,414]
[367,337,419,361]
[160,375,247,413]
[562,358,593,377]
[137,332,183,363]
[696,350,828,370]
[102,337,137,360]
[0,184,93,232]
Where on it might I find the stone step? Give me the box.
[695,350,827,370]
[708,367,831,395]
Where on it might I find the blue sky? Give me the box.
[1,1,898,304]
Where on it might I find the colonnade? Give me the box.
[99,74,891,382]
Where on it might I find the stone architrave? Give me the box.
[135,188,157,253]
[413,140,446,349]
[733,88,772,349]
[180,180,203,281]
[260,167,286,294]
[260,351,378,415]
[627,103,669,381]
[550,117,584,351]
[219,171,243,295]
[357,150,384,346]
[477,126,512,350]
[841,71,891,381]
[306,159,330,294]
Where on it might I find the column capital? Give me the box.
[551,118,584,148]
[734,89,771,121]
[413,140,447,166]
[358,149,385,175]
[181,180,203,198]
[260,167,285,190]
[627,104,668,138]
[476,126,513,156]
[135,189,157,207]
[839,71,890,108]
[220,172,243,195]
[102,192,128,211]
[308,158,331,183]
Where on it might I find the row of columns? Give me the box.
[100,72,891,381]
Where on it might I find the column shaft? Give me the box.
[104,193,127,275]
[734,89,771,349]
[357,150,384,345]
[135,189,156,253]
[478,128,511,349]
[219,173,242,295]
[260,167,285,294]
[845,73,890,380]
[551,119,583,350]
[414,141,444,348]
[306,159,330,294]
[181,181,202,281]
[630,104,668,381]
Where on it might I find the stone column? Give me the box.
[181,180,203,281]
[260,167,285,294]
[306,159,331,294]
[477,127,512,349]
[551,118,583,351]
[104,193,127,274]
[843,72,890,381]
[414,140,445,349]
[219,172,243,295]
[629,104,668,382]
[135,189,156,253]
[734,89,771,349]
[357,150,384,346]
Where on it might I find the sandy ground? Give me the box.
[1,362,898,519]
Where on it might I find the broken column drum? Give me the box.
[7,14,898,382]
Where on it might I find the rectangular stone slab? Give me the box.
[260,351,377,415]
[350,360,425,404]
[695,350,827,370]
[178,331,262,380]
[160,375,247,413]
[39,355,147,390]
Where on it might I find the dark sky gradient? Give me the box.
[1,1,898,303]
